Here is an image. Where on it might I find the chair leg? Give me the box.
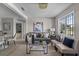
[13,40,16,45]
[1,43,4,49]
[3,42,5,48]
[7,41,10,45]
[26,48,30,54]
[26,44,31,54]
[44,45,48,54]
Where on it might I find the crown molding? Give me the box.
[3,3,28,20]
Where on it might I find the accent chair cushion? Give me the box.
[56,35,61,42]
[63,37,74,48]
[36,33,41,38]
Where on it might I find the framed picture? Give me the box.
[33,22,43,32]
[3,22,11,31]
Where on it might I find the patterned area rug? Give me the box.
[30,45,44,51]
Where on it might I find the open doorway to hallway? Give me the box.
[16,23,22,40]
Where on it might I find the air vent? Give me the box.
[21,7,24,11]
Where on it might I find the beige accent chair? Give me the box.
[0,31,5,49]
[4,34,16,46]
[0,36,5,49]
[51,39,79,56]
[26,35,32,54]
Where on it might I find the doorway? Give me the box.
[16,23,22,40]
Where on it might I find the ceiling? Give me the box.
[12,3,72,18]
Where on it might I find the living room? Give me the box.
[0,2,79,57]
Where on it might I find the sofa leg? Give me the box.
[26,52,30,54]
[61,53,64,56]
[54,46,57,51]
[75,53,78,56]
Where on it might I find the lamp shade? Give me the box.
[50,28,55,31]
[52,28,55,31]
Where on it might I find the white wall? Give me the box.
[0,19,1,31]
[74,4,79,40]
[27,17,55,32]
[13,18,16,36]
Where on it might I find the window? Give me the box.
[58,11,74,37]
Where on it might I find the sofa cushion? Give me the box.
[56,43,75,54]
[36,33,41,38]
[63,37,74,48]
[51,40,61,46]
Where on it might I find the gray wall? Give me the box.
[26,17,55,32]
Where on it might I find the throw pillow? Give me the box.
[63,37,74,48]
